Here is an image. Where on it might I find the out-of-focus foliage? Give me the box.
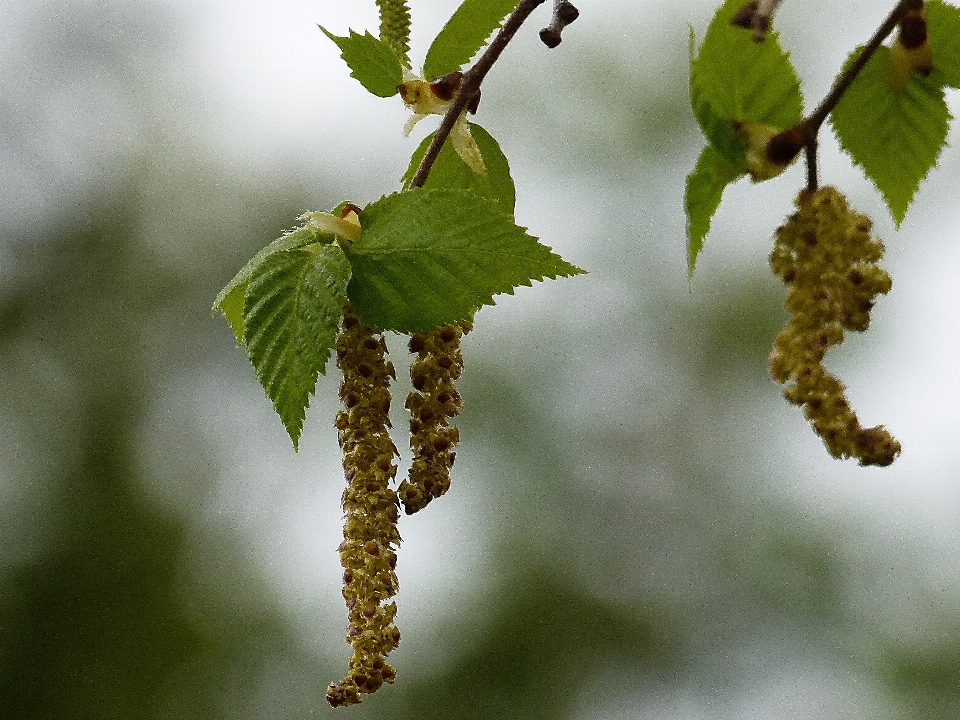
[0,189,327,718]
[3,2,960,719]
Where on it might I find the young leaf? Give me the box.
[345,189,584,333]
[401,122,516,212]
[243,244,352,449]
[422,0,519,81]
[319,27,404,98]
[690,0,804,167]
[927,0,960,89]
[213,225,336,344]
[689,29,746,167]
[831,45,950,226]
[686,0,803,279]
[685,146,744,278]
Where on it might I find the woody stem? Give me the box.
[408,0,547,189]
[801,0,913,189]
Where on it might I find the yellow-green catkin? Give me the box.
[327,304,402,708]
[399,320,472,514]
[377,0,411,67]
[769,187,900,467]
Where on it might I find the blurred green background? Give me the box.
[3,1,960,718]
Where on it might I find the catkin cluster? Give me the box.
[376,0,411,66]
[327,304,402,708]
[399,320,472,514]
[769,187,900,466]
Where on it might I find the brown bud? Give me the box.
[899,9,928,50]
[429,71,463,101]
[539,28,562,48]
[731,1,759,29]
[341,203,363,219]
[766,128,804,166]
[411,372,427,391]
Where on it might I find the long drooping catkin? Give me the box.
[327,304,402,707]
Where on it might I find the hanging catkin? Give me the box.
[399,320,472,514]
[769,187,900,466]
[327,304,402,707]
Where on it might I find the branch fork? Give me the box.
[738,0,920,190]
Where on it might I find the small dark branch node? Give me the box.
[731,0,781,42]
[540,0,579,48]
[766,127,805,166]
[426,70,482,112]
[899,7,929,50]
[731,1,757,28]
[428,71,462,101]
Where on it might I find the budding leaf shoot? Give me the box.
[686,0,804,277]
[402,123,516,211]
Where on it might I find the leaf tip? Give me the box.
[287,425,303,452]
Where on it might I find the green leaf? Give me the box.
[213,225,335,344]
[685,146,744,278]
[422,0,519,80]
[927,0,960,88]
[401,122,516,212]
[345,189,584,333]
[831,45,950,226]
[690,0,804,167]
[319,27,403,97]
[216,284,247,345]
[690,29,745,166]
[685,0,802,278]
[243,244,352,449]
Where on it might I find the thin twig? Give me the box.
[408,0,547,189]
[805,137,818,193]
[540,0,580,48]
[803,0,912,135]
[798,0,913,190]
